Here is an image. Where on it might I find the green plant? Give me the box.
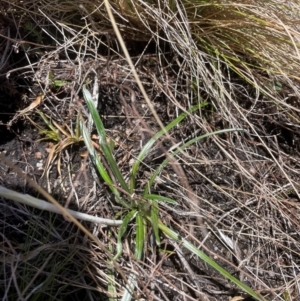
[2,0,299,299]
[80,86,265,301]
[27,110,83,191]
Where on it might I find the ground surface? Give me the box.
[1,17,300,301]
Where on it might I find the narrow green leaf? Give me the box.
[151,200,160,246]
[82,86,129,193]
[80,118,114,186]
[36,110,60,141]
[143,128,244,195]
[80,112,129,208]
[113,209,137,261]
[144,194,177,204]
[130,103,206,193]
[52,79,69,87]
[134,213,145,260]
[158,222,265,301]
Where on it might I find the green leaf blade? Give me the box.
[134,213,145,260]
[82,86,130,193]
[113,209,137,262]
[130,103,205,192]
[144,194,177,205]
[150,200,160,246]
[158,222,265,301]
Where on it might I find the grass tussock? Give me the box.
[1,0,300,301]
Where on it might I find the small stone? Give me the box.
[36,162,43,170]
[35,152,43,159]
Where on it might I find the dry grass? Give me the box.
[1,0,300,300]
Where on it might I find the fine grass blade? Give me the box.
[134,213,145,260]
[80,117,114,187]
[143,128,244,195]
[130,103,206,192]
[113,209,137,262]
[36,110,60,139]
[145,194,178,246]
[144,194,178,204]
[158,222,265,301]
[150,199,160,246]
[80,116,129,208]
[82,85,129,193]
